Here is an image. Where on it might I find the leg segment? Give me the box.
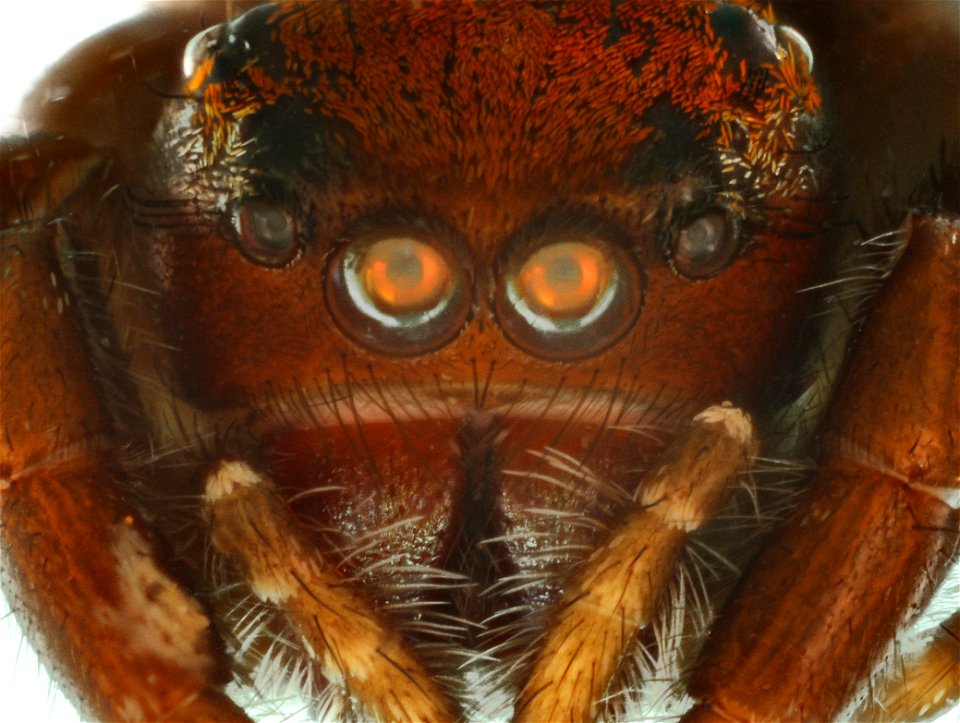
[514,404,758,722]
[685,213,960,722]
[204,460,461,722]
[1,141,248,722]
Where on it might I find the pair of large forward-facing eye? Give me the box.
[232,200,742,358]
[325,231,643,359]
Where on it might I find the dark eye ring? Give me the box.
[668,208,742,279]
[233,198,300,267]
[325,231,472,356]
[495,234,643,361]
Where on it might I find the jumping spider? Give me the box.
[1,1,957,721]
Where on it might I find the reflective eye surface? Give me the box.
[233,199,299,267]
[327,233,470,355]
[360,238,452,314]
[669,209,741,279]
[497,237,642,360]
[517,242,613,319]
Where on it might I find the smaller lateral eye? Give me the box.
[669,209,741,279]
[233,198,299,267]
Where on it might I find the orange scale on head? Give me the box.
[190,0,821,196]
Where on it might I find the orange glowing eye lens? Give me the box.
[360,238,452,313]
[327,231,470,355]
[516,242,612,318]
[495,231,640,360]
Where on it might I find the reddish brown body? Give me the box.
[1,1,957,721]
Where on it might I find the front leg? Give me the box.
[0,139,249,722]
[685,212,960,722]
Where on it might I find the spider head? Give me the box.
[128,0,831,702]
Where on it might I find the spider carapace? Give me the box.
[1,1,957,722]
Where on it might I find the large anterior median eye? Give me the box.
[327,233,470,355]
[517,243,612,318]
[497,236,642,360]
[359,238,452,314]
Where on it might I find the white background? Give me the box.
[0,2,147,135]
[1,3,957,723]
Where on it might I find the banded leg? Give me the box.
[1,140,248,722]
[514,404,758,722]
[204,460,461,722]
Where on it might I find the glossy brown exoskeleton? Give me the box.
[2,2,957,721]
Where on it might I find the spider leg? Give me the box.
[514,404,758,722]
[856,607,959,721]
[1,142,249,722]
[203,459,461,722]
[684,212,960,722]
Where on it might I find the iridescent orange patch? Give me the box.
[189,0,820,192]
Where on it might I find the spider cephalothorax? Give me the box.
[1,2,957,722]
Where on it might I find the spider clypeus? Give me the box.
[1,1,957,722]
